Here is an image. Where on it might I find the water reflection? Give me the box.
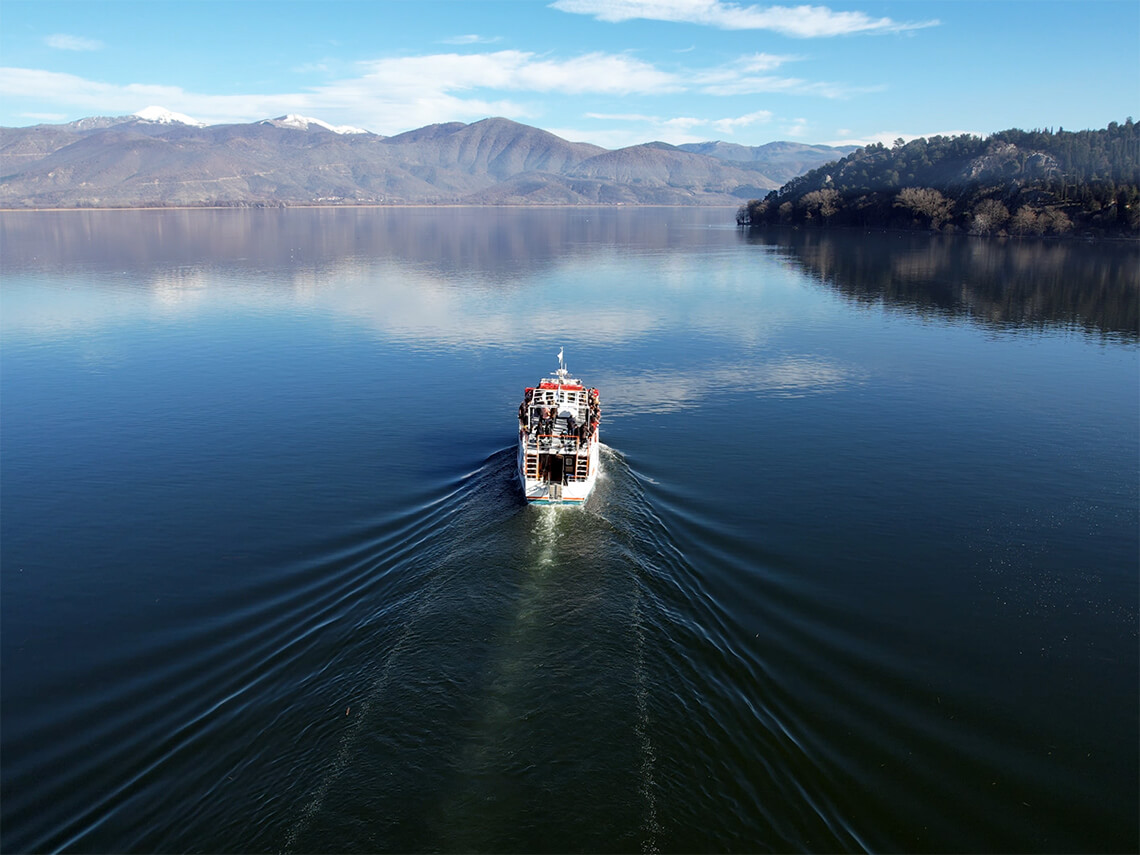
[0,207,733,278]
[0,209,748,353]
[6,208,1132,401]
[744,228,1140,339]
[600,357,861,414]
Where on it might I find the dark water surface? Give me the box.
[2,208,1137,853]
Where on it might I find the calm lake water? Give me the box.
[1,208,1137,853]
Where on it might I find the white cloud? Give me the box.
[45,33,104,51]
[352,50,680,97]
[0,46,868,141]
[585,112,659,122]
[0,67,312,125]
[296,50,685,131]
[550,0,939,37]
[661,116,705,131]
[589,109,766,131]
[572,107,774,145]
[0,50,680,129]
[687,52,872,99]
[781,117,809,137]
[711,109,773,132]
[736,52,798,72]
[440,34,503,45]
[698,72,878,99]
[658,110,773,135]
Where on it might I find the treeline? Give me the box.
[737,120,1139,238]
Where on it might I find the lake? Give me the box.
[1,207,1137,853]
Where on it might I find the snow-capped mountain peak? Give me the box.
[133,106,205,127]
[262,114,370,135]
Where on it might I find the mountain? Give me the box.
[259,114,372,135]
[677,140,860,184]
[384,117,604,181]
[0,110,848,208]
[133,106,206,127]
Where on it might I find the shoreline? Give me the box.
[0,203,741,213]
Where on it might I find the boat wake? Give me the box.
[282,444,685,853]
[282,451,517,853]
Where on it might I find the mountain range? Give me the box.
[0,108,856,208]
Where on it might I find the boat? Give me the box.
[517,349,601,505]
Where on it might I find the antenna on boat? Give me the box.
[555,347,568,384]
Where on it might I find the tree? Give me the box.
[970,199,1010,235]
[1010,206,1043,235]
[801,188,840,222]
[1040,208,1073,235]
[895,187,953,229]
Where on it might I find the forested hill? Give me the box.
[737,120,1139,238]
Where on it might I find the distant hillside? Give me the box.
[737,121,1140,238]
[384,119,604,181]
[0,111,852,208]
[677,140,858,184]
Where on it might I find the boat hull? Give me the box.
[517,438,600,505]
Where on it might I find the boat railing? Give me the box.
[525,432,590,453]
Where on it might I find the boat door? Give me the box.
[547,455,565,485]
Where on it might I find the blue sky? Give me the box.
[1,0,1136,148]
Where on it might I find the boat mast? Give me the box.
[556,346,568,384]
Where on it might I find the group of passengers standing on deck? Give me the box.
[518,388,600,446]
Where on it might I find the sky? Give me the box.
[0,0,1136,149]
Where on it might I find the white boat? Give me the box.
[517,350,601,505]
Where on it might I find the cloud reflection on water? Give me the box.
[1,209,769,354]
[600,357,861,415]
[11,208,1125,421]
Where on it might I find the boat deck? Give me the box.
[523,419,591,454]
